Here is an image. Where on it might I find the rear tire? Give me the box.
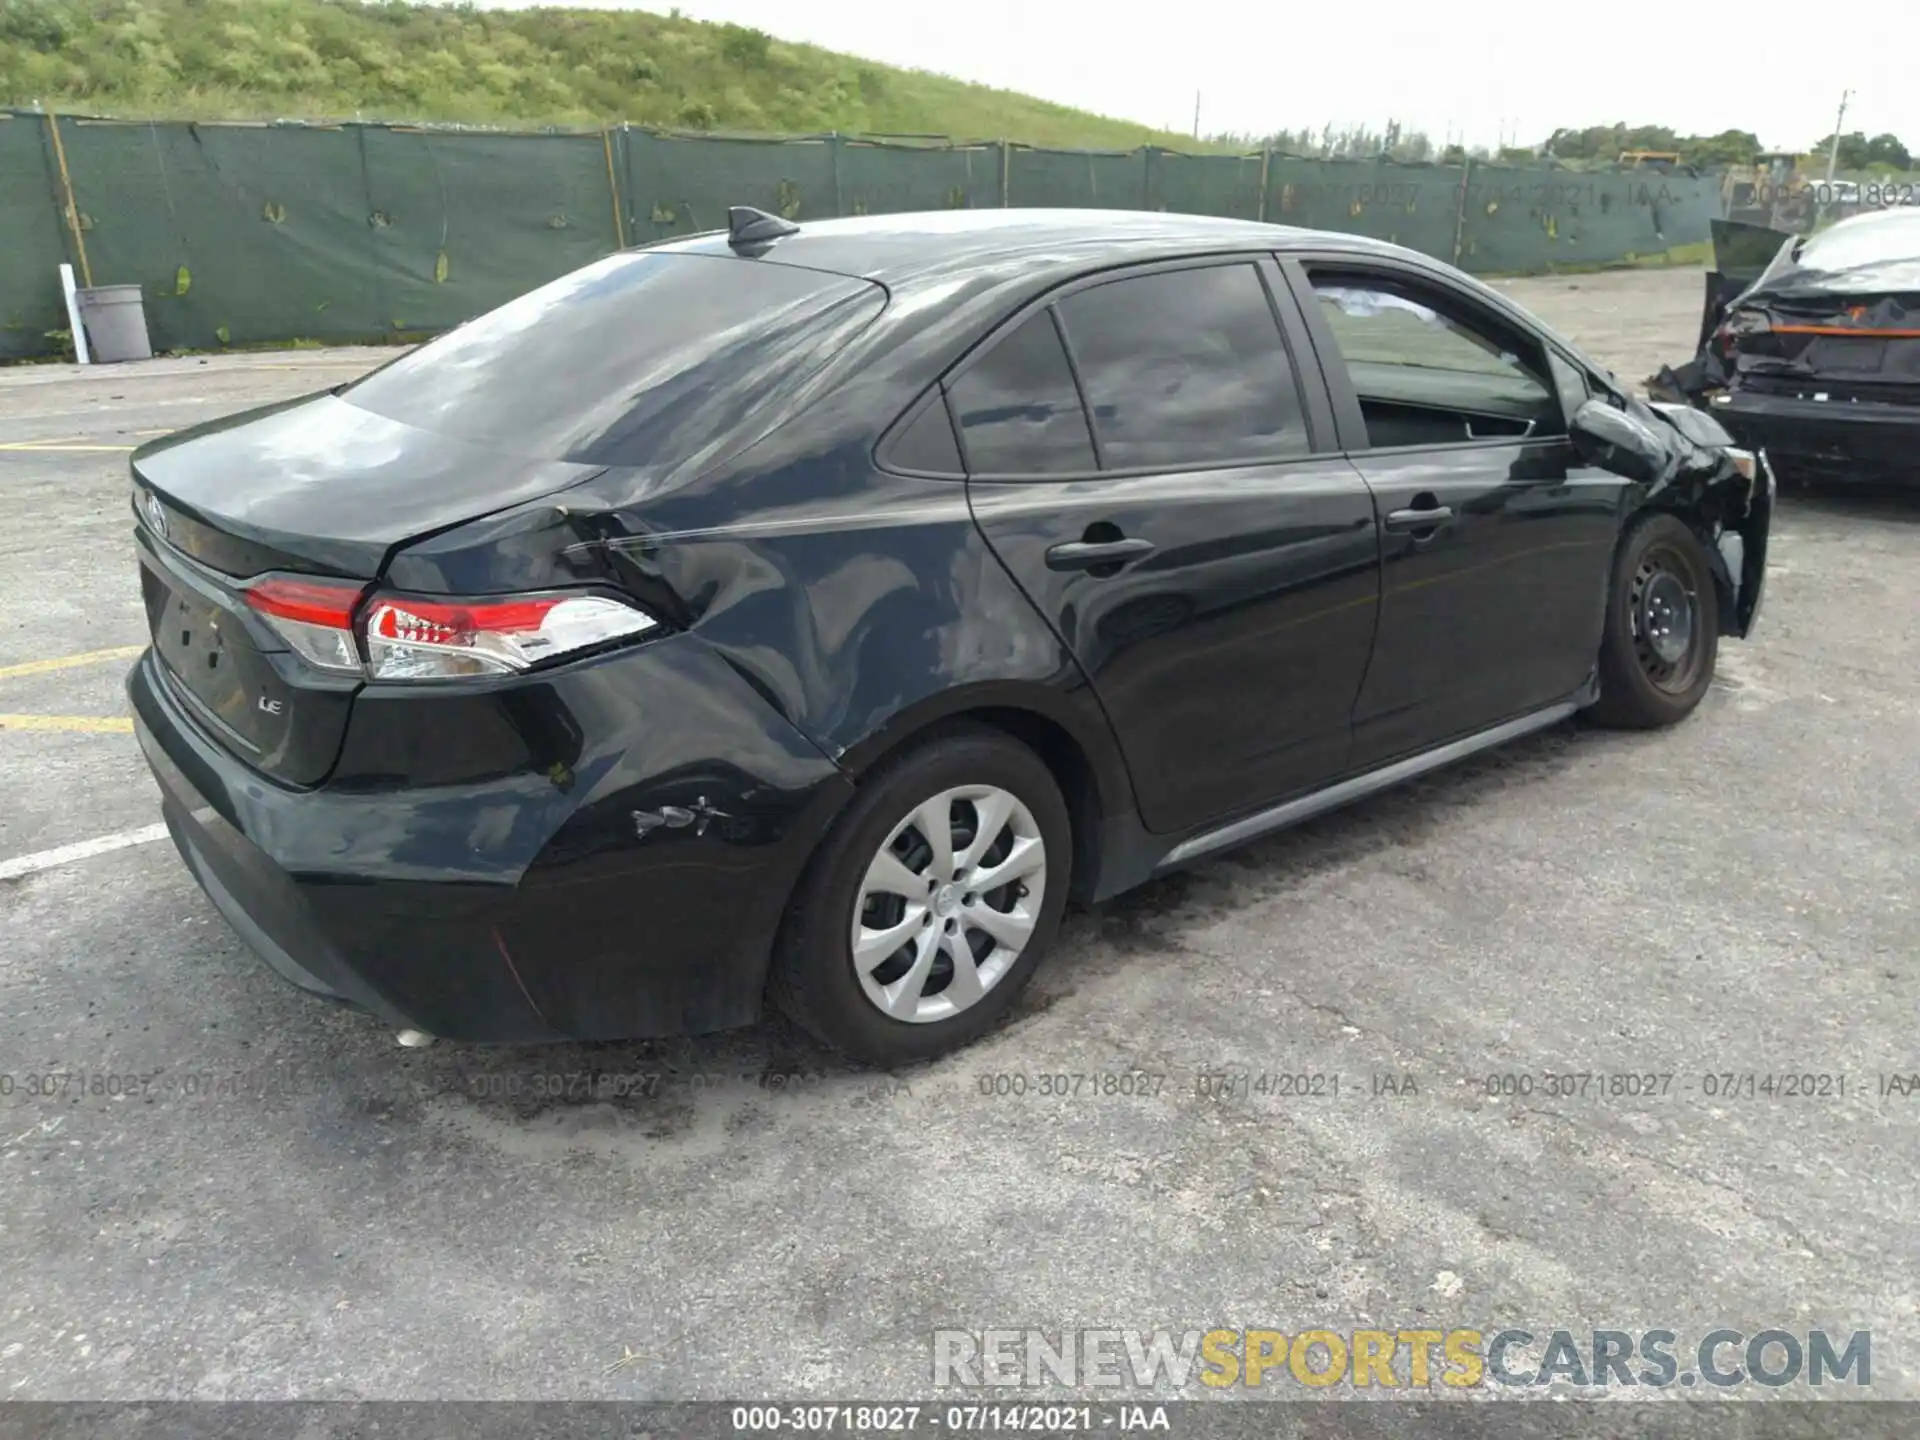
[1588,511,1719,729]
[770,726,1071,1066]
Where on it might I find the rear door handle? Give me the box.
[1384,505,1454,534]
[1045,537,1156,572]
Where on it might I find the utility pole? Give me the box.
[1191,90,1201,143]
[1817,88,1852,228]
[1822,88,1851,187]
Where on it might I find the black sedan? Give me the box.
[1655,208,1920,485]
[128,208,1773,1065]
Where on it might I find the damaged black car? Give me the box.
[1653,208,1920,484]
[128,209,1774,1065]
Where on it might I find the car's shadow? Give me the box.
[328,716,1626,1140]
[1030,715,1598,999]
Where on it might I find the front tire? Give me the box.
[770,726,1071,1065]
[1588,511,1719,729]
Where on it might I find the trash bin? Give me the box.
[75,283,153,363]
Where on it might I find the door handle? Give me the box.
[1384,504,1454,534]
[1045,537,1156,572]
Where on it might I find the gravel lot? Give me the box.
[1,265,1915,1403]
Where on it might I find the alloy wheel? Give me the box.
[850,785,1047,1024]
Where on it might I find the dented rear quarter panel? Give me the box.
[379,299,1145,890]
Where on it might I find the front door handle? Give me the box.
[1384,504,1455,534]
[1045,537,1156,572]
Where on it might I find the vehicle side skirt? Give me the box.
[1092,681,1598,889]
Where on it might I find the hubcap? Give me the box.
[851,784,1046,1024]
[1630,547,1704,694]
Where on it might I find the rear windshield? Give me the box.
[341,251,883,467]
[1795,211,1920,273]
[1756,211,1920,295]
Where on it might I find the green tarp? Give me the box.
[0,114,73,361]
[1266,157,1461,257]
[840,138,1001,215]
[624,130,837,239]
[38,118,622,352]
[1004,146,1146,210]
[2,112,1728,360]
[1456,166,1719,272]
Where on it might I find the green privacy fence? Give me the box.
[2,110,1726,362]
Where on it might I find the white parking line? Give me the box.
[0,823,170,882]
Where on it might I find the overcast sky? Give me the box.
[471,0,1913,152]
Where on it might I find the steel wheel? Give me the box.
[851,784,1047,1024]
[1589,512,1720,730]
[1629,541,1708,695]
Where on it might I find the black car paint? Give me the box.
[131,629,855,1041]
[127,210,1766,1043]
[939,253,1380,834]
[967,455,1381,835]
[1332,444,1625,768]
[1276,253,1632,768]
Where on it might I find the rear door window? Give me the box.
[341,251,883,468]
[1056,263,1309,470]
[947,311,1097,475]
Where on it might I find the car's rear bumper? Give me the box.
[1710,390,1920,481]
[129,637,854,1042]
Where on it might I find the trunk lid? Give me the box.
[131,395,603,580]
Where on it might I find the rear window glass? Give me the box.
[341,251,883,467]
[1792,211,1920,276]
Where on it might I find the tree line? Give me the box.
[1230,122,1913,172]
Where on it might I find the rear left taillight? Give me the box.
[242,578,657,682]
[362,593,655,680]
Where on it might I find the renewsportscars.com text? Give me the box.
[932,1327,1871,1390]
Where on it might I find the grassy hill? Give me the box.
[0,0,1209,148]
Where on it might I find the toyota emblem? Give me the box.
[144,491,168,540]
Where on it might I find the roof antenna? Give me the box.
[728,205,800,249]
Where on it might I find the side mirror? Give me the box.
[1569,398,1669,483]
